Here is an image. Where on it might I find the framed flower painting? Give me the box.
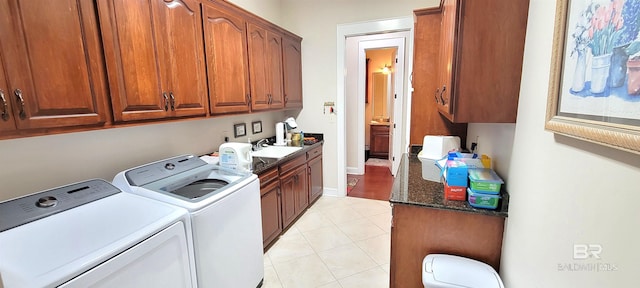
[547,0,640,154]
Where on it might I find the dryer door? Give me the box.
[61,221,193,288]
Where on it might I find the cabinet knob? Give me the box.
[14,89,26,119]
[439,85,447,105]
[0,90,9,121]
[163,92,169,111]
[169,92,176,111]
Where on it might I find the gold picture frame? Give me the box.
[546,0,640,154]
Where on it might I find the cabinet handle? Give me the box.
[163,92,169,111]
[0,90,9,121]
[14,89,26,119]
[268,94,272,105]
[169,92,176,111]
[434,88,440,103]
[439,85,446,105]
[285,96,288,104]
[246,94,251,106]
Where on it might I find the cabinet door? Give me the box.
[370,125,390,158]
[0,53,16,132]
[247,23,271,111]
[152,0,207,118]
[308,155,323,204]
[260,180,282,248]
[98,0,165,122]
[282,36,303,109]
[294,165,309,213]
[280,170,297,229]
[202,3,251,114]
[436,0,459,116]
[0,0,108,130]
[267,30,284,109]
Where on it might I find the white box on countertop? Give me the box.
[421,135,461,159]
[417,150,442,182]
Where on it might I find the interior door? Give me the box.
[388,54,395,171]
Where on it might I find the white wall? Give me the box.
[471,0,640,286]
[0,111,285,201]
[227,0,282,24]
[281,0,439,190]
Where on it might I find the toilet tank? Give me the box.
[422,254,504,288]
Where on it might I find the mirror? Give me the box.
[372,72,390,121]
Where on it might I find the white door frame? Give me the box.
[336,17,414,197]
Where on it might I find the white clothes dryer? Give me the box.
[0,179,196,288]
[113,154,264,288]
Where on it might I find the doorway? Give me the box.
[337,17,414,197]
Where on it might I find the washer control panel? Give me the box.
[125,154,208,186]
[0,179,120,232]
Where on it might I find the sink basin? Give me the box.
[251,146,302,159]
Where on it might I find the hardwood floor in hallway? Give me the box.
[347,164,394,201]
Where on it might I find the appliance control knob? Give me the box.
[165,163,176,170]
[36,196,58,208]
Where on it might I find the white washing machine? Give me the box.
[112,154,264,288]
[0,179,196,288]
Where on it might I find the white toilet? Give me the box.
[422,254,504,288]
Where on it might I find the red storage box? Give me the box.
[444,181,466,201]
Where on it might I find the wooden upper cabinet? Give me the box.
[247,22,284,111]
[435,0,458,116]
[435,0,529,123]
[98,0,207,122]
[0,53,17,133]
[267,30,284,109]
[0,0,109,130]
[283,35,303,109]
[409,8,467,145]
[202,2,251,115]
[247,23,271,111]
[153,0,208,117]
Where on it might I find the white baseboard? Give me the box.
[346,167,364,175]
[322,187,345,197]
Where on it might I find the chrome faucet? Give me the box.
[254,138,270,150]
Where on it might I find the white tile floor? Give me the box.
[263,196,392,288]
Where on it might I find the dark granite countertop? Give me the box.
[390,153,509,217]
[252,140,323,175]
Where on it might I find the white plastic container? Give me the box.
[417,150,442,182]
[422,254,504,288]
[219,142,252,171]
[421,136,461,159]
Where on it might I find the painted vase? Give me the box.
[627,58,640,95]
[570,50,587,92]
[608,44,630,88]
[590,53,612,94]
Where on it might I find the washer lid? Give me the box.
[0,181,188,287]
[423,254,503,288]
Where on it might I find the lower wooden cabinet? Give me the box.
[280,156,308,229]
[307,148,323,204]
[259,145,323,249]
[259,168,282,248]
[370,124,390,158]
[390,204,505,287]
